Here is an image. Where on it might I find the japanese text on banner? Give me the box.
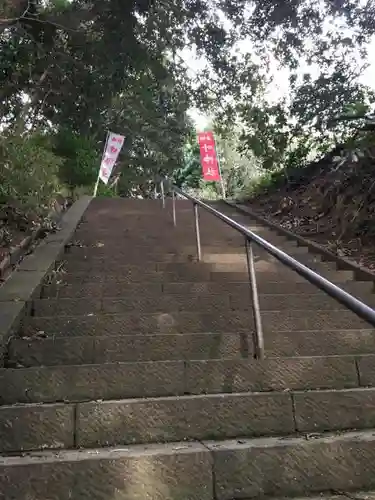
[99,132,125,184]
[197,131,221,181]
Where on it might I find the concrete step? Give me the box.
[204,430,375,499]
[32,293,234,317]
[60,268,212,284]
[162,280,374,296]
[64,242,310,260]
[269,329,375,356]
[4,387,375,453]
[60,247,314,271]
[209,269,354,283]
[2,431,375,499]
[32,290,374,318]
[9,332,248,367]
[58,253,328,274]
[271,495,375,500]
[53,266,354,286]
[40,279,374,300]
[22,309,370,337]
[0,442,213,500]
[0,355,367,404]
[9,329,375,367]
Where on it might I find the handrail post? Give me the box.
[172,190,177,226]
[245,238,265,360]
[160,180,165,208]
[167,183,375,327]
[194,203,202,261]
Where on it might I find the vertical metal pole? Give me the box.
[172,190,177,226]
[245,238,264,360]
[216,152,226,199]
[160,180,165,208]
[93,131,110,197]
[214,135,226,199]
[194,203,202,261]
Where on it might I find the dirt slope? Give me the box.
[245,137,375,270]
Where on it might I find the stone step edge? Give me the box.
[30,293,367,317]
[24,306,366,320]
[15,328,375,341]
[10,331,375,368]
[33,291,366,303]
[3,388,375,453]
[2,430,375,500]
[39,279,375,296]
[2,354,374,405]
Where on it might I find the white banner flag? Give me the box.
[99,132,125,184]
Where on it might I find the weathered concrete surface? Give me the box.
[76,392,294,447]
[0,270,45,302]
[9,332,247,367]
[22,308,371,338]
[185,356,359,393]
[33,291,365,318]
[0,196,91,365]
[32,293,231,316]
[0,361,185,404]
[42,281,164,299]
[9,330,375,367]
[357,355,375,386]
[0,403,74,452]
[18,241,65,272]
[206,430,375,499]
[1,356,364,405]
[5,387,375,453]
[268,329,375,357]
[9,335,96,366]
[0,301,26,364]
[231,292,349,310]
[2,432,375,499]
[0,442,213,500]
[3,197,375,499]
[294,387,375,432]
[210,269,354,283]
[271,494,375,500]
[21,311,254,336]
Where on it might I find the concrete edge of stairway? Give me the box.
[225,200,375,285]
[2,430,375,499]
[0,196,92,364]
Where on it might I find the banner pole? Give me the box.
[216,151,226,199]
[93,131,110,197]
[214,135,226,199]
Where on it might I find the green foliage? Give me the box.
[1,0,375,207]
[173,139,201,189]
[235,171,276,201]
[0,132,60,210]
[96,183,119,198]
[0,0,201,199]
[52,130,98,191]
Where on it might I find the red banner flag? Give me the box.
[198,131,221,181]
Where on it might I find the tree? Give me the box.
[173,132,202,189]
[0,0,209,196]
[52,129,98,194]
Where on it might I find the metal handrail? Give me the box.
[160,180,375,359]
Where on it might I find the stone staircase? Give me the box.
[1,197,375,499]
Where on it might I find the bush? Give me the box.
[53,129,98,193]
[0,132,61,212]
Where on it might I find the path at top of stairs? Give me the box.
[1,197,375,500]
